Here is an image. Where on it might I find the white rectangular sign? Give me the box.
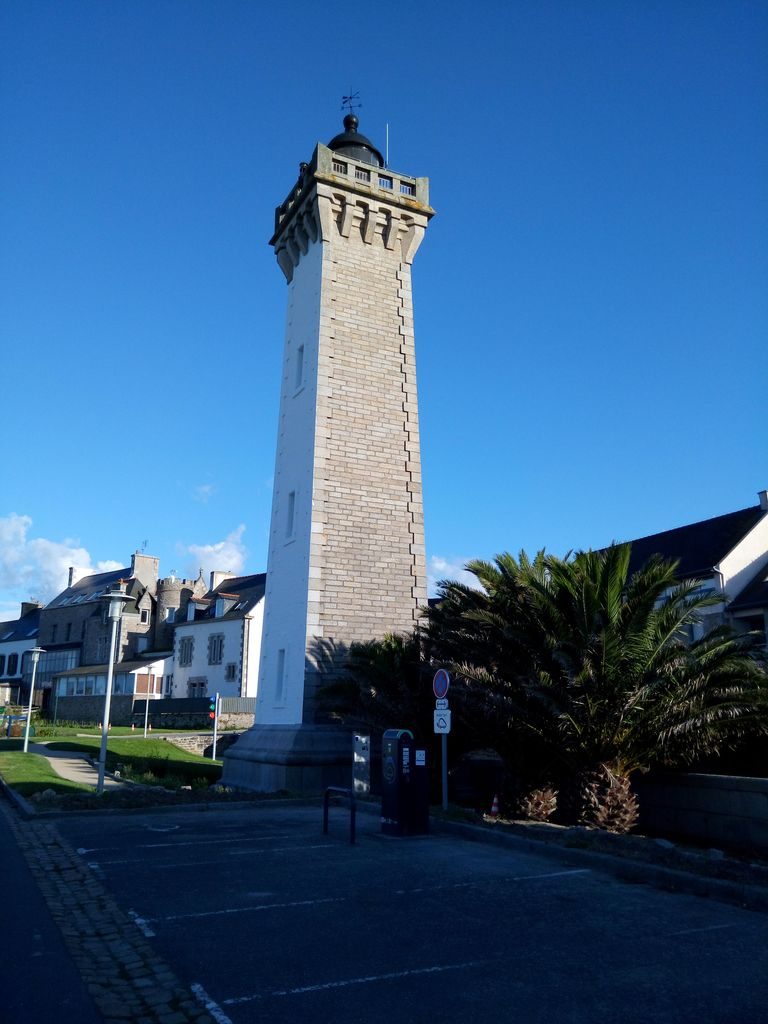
[435,698,449,710]
[434,710,451,735]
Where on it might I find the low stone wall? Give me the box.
[635,772,768,854]
[130,711,255,730]
[162,732,242,759]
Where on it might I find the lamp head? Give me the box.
[29,646,45,666]
[101,581,131,622]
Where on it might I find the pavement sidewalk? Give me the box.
[28,741,123,789]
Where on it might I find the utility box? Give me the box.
[353,734,371,795]
[381,729,429,836]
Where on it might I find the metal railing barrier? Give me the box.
[323,786,357,845]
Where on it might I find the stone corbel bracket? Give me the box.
[274,184,430,282]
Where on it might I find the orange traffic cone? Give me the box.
[490,794,500,818]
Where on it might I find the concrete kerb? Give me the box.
[428,815,768,913]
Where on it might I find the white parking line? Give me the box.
[74,831,309,856]
[191,982,234,1024]
[152,896,346,924]
[394,868,591,894]
[671,923,737,936]
[223,959,494,1004]
[128,909,156,938]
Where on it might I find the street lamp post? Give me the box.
[97,582,130,795]
[23,647,46,753]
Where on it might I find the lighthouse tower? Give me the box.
[224,115,434,791]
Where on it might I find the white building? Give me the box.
[0,602,41,704]
[171,572,266,699]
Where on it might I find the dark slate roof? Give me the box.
[0,607,41,643]
[46,567,134,609]
[190,573,267,622]
[730,564,768,612]
[624,505,766,579]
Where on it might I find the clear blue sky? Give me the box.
[1,0,766,616]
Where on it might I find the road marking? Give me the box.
[671,923,737,936]
[394,868,590,895]
[151,896,346,923]
[128,909,156,938]
[75,832,310,859]
[191,982,234,1024]
[223,959,493,1004]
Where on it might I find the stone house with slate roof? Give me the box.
[171,572,266,700]
[621,489,768,643]
[34,552,207,712]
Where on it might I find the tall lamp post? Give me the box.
[23,647,46,753]
[97,582,130,794]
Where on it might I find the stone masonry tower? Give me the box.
[223,115,433,792]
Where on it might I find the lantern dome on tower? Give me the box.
[327,114,384,168]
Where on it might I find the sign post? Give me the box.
[210,692,220,760]
[433,669,451,811]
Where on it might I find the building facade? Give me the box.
[171,572,266,700]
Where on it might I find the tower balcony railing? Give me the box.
[273,144,428,239]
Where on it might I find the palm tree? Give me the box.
[427,544,768,832]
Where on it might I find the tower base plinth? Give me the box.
[221,724,352,795]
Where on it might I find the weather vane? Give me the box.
[341,91,361,115]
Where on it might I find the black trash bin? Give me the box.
[381,728,429,836]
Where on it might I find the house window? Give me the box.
[225,663,236,682]
[179,637,194,666]
[378,175,393,190]
[208,634,224,665]
[81,620,86,640]
[275,648,286,703]
[188,677,207,698]
[8,654,18,675]
[295,344,305,392]
[400,181,415,195]
[165,673,173,695]
[51,624,58,643]
[354,167,370,182]
[332,159,347,175]
[0,655,5,675]
[140,608,150,625]
[65,623,72,641]
[286,491,296,540]
[165,607,176,624]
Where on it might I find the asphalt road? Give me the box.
[56,803,768,1024]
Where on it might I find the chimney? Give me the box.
[130,552,160,588]
[210,570,236,592]
[68,566,89,588]
[759,489,768,512]
[21,601,41,617]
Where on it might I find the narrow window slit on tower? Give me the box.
[378,175,393,189]
[355,167,370,182]
[295,344,305,391]
[400,181,415,195]
[286,490,296,539]
[332,160,347,175]
[275,649,286,703]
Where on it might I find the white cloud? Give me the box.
[427,555,482,597]
[180,525,247,581]
[193,483,216,503]
[0,513,115,616]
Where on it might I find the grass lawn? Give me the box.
[47,737,222,787]
[0,751,94,797]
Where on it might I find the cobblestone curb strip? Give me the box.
[0,798,215,1024]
